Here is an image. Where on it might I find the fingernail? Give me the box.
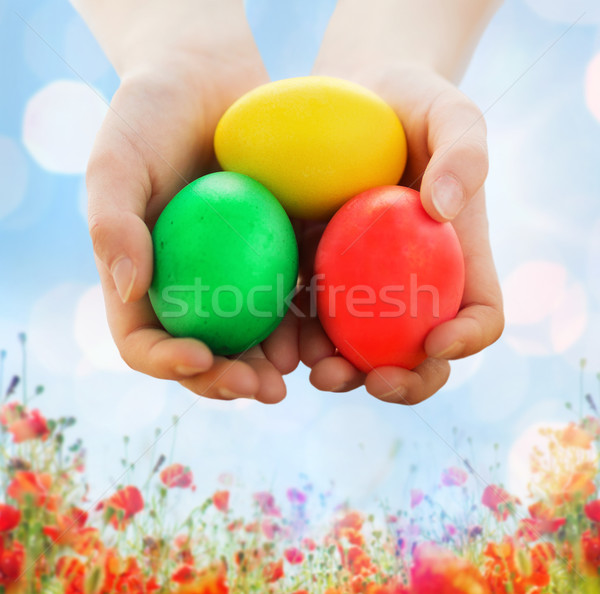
[380,386,408,402]
[432,175,465,220]
[433,340,465,359]
[218,387,254,400]
[112,258,136,303]
[175,365,208,376]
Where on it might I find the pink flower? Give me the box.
[441,467,468,487]
[253,491,281,517]
[286,488,307,505]
[482,485,520,521]
[261,518,281,540]
[284,547,304,564]
[410,489,424,508]
[301,537,316,551]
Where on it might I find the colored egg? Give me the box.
[214,76,407,220]
[314,186,465,371]
[149,172,298,355]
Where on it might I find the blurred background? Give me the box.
[0,0,599,521]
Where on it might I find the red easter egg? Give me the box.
[314,186,465,371]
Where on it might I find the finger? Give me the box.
[420,86,488,222]
[236,346,287,404]
[365,358,450,405]
[299,317,336,368]
[262,310,300,375]
[179,356,260,400]
[309,356,365,392]
[98,263,216,378]
[425,190,504,359]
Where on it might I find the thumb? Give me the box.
[86,92,154,303]
[420,88,488,222]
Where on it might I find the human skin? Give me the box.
[72,0,504,405]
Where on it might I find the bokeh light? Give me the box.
[22,80,107,174]
[586,53,600,123]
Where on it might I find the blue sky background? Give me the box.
[0,0,599,523]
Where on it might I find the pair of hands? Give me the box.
[84,0,503,406]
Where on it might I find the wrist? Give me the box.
[314,0,502,84]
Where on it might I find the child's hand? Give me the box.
[299,64,504,404]
[80,0,299,403]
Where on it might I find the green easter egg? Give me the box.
[149,172,298,355]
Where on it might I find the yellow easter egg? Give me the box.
[214,76,407,220]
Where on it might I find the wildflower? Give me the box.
[441,467,468,487]
[517,501,566,541]
[160,464,194,489]
[253,491,281,517]
[172,564,197,583]
[56,556,86,593]
[412,542,490,594]
[263,559,284,583]
[1,403,50,443]
[581,530,600,575]
[102,485,144,530]
[212,490,229,513]
[551,470,595,505]
[7,471,57,510]
[410,489,424,508]
[261,517,281,540]
[483,538,553,593]
[301,537,316,551]
[585,499,600,522]
[481,485,520,521]
[346,546,377,577]
[0,540,24,587]
[558,422,594,449]
[0,504,20,532]
[284,547,304,564]
[334,510,364,546]
[287,487,307,505]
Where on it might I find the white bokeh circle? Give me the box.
[74,284,128,372]
[508,421,597,502]
[502,261,588,356]
[0,136,28,221]
[22,80,107,174]
[586,53,600,124]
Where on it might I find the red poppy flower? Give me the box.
[0,504,20,532]
[517,501,566,541]
[104,486,144,530]
[0,540,24,586]
[412,542,490,594]
[212,490,229,513]
[585,499,600,523]
[160,464,194,489]
[172,564,196,584]
[7,471,57,510]
[263,559,284,583]
[284,547,304,565]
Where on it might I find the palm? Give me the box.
[296,68,503,404]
